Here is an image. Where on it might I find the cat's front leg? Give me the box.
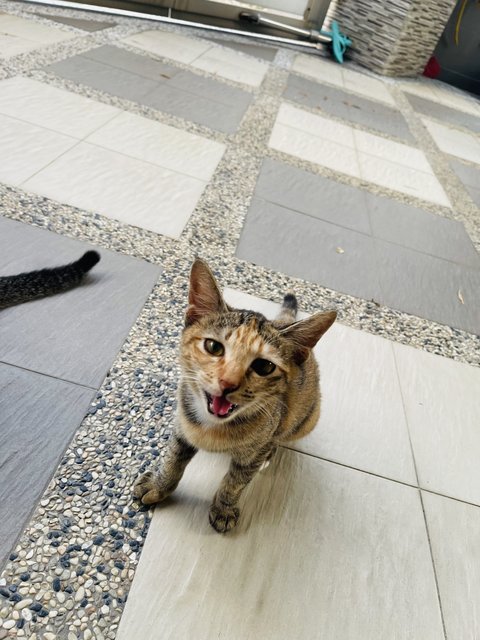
[209,449,272,533]
[133,432,197,505]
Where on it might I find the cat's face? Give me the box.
[181,310,290,424]
[179,259,336,427]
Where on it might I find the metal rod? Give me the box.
[22,0,323,50]
[240,12,330,43]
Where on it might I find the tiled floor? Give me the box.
[270,102,450,206]
[284,73,415,142]
[0,11,74,57]
[237,158,479,333]
[0,76,225,237]
[0,5,479,639]
[122,30,270,87]
[48,44,254,133]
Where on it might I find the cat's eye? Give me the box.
[251,358,276,376]
[204,339,224,357]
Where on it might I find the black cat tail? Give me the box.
[77,250,101,272]
[0,250,101,308]
[274,292,298,326]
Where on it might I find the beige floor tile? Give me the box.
[86,111,225,181]
[118,449,442,640]
[192,45,269,87]
[277,102,355,146]
[394,343,480,505]
[354,129,433,172]
[123,29,211,64]
[359,153,451,206]
[269,122,361,177]
[0,13,74,58]
[422,117,480,165]
[0,76,119,139]
[0,113,76,185]
[22,142,206,239]
[292,53,395,106]
[423,491,480,640]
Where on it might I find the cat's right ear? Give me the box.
[185,259,228,326]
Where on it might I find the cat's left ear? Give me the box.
[185,258,228,326]
[280,310,336,363]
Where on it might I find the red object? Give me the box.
[423,56,441,78]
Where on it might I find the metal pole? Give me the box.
[22,0,324,50]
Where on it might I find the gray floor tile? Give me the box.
[207,38,277,61]
[449,157,480,206]
[83,45,179,83]
[48,55,158,103]
[142,84,243,134]
[376,240,480,335]
[36,13,115,31]
[116,450,443,640]
[0,363,93,568]
[255,158,371,233]
[449,157,480,188]
[408,93,480,134]
[168,71,252,109]
[464,185,480,208]
[48,48,252,133]
[365,192,480,268]
[0,217,161,387]
[285,73,414,142]
[236,198,382,301]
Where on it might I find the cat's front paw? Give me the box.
[133,471,171,505]
[208,503,240,533]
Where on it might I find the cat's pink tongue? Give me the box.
[212,395,232,417]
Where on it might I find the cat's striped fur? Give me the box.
[134,259,336,533]
[0,251,100,309]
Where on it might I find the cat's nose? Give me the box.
[219,379,239,394]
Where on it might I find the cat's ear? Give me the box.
[185,258,228,326]
[280,310,336,363]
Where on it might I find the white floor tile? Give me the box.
[270,121,361,177]
[423,492,480,640]
[86,111,225,181]
[22,143,206,239]
[292,53,344,87]
[394,343,480,505]
[122,29,211,64]
[277,102,355,147]
[124,29,269,87]
[0,77,119,139]
[192,46,269,87]
[0,13,74,58]
[402,81,480,117]
[359,153,451,206]
[422,117,480,165]
[292,53,395,106]
[354,129,433,173]
[117,449,442,640]
[0,113,76,185]
[223,289,417,484]
[344,71,396,106]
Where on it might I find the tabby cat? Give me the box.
[134,258,336,533]
[0,251,100,308]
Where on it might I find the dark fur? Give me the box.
[0,251,100,309]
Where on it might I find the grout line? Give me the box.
[0,359,98,390]
[390,343,449,640]
[418,490,449,640]
[281,443,418,490]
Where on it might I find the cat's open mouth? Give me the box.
[205,392,238,418]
